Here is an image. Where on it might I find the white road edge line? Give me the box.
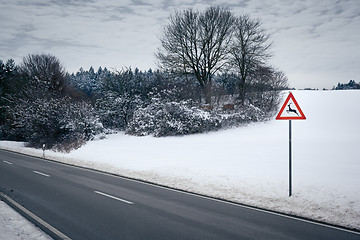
[3,160,13,165]
[0,192,71,240]
[109,176,360,235]
[12,151,359,235]
[94,191,134,205]
[33,171,50,177]
[139,180,360,235]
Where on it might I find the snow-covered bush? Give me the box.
[9,97,103,151]
[218,103,269,128]
[245,90,282,115]
[95,91,142,130]
[1,53,285,147]
[126,98,221,137]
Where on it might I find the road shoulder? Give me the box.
[0,199,52,240]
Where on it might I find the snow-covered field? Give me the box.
[1,90,359,230]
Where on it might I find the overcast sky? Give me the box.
[0,0,359,89]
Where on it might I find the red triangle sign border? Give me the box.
[276,92,306,120]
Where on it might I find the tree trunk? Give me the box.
[239,79,246,103]
[204,81,212,105]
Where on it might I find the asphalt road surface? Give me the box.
[0,149,359,240]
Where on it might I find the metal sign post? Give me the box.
[289,120,292,197]
[276,92,305,197]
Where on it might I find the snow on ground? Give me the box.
[1,90,359,230]
[0,200,52,240]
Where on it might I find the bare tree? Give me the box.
[157,8,286,107]
[156,6,235,104]
[230,14,272,102]
[20,53,67,98]
[271,70,289,90]
[245,65,288,112]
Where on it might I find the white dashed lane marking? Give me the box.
[33,171,50,177]
[94,191,134,205]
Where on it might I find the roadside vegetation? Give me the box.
[0,6,289,151]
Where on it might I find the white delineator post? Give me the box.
[42,144,46,158]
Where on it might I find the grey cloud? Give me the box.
[1,0,359,88]
[18,24,37,34]
[226,1,249,9]
[14,0,52,7]
[110,5,135,15]
[131,0,151,6]
[103,14,126,22]
[160,0,175,10]
[48,0,96,7]
[9,0,94,8]
[4,28,99,53]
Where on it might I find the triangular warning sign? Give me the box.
[276,92,306,120]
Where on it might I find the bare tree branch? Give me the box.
[156,6,235,104]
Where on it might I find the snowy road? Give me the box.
[1,150,359,240]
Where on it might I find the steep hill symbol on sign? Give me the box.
[276,92,306,120]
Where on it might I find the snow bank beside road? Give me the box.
[0,200,52,240]
[1,90,359,230]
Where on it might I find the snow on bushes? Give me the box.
[125,98,270,137]
[9,98,103,151]
[1,55,284,151]
[95,92,143,131]
[126,99,221,137]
